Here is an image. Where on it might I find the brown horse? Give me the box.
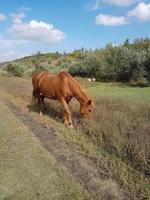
[32,71,93,128]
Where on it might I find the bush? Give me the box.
[33,61,49,73]
[6,63,26,77]
[69,39,150,83]
[69,53,104,78]
[69,61,89,77]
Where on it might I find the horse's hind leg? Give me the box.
[32,89,37,104]
[40,94,46,111]
[37,94,43,115]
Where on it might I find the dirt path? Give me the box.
[1,96,128,200]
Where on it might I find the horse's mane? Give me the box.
[58,71,89,103]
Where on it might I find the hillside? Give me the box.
[0,38,150,85]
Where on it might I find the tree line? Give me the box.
[69,38,150,84]
[2,38,150,85]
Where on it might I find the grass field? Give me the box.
[88,82,150,103]
[0,101,87,200]
[0,75,149,200]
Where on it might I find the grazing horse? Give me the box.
[32,71,93,128]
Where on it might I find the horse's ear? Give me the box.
[87,99,92,105]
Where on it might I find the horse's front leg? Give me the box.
[59,98,73,128]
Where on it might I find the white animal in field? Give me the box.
[88,78,96,82]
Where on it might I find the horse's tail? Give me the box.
[32,89,37,104]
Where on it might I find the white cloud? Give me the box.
[0,13,6,21]
[0,39,27,49]
[96,14,127,26]
[19,6,32,12]
[128,2,150,21]
[9,19,66,43]
[87,0,140,9]
[9,7,65,43]
[0,34,28,48]
[87,0,101,10]
[9,7,31,23]
[10,12,25,23]
[0,51,26,62]
[106,0,139,6]
[0,39,14,48]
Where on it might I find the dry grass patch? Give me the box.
[75,97,150,175]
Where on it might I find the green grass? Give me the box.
[0,75,150,200]
[88,82,150,103]
[0,101,86,200]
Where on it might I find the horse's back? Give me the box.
[36,71,71,86]
[33,71,73,99]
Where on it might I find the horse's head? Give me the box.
[80,99,94,118]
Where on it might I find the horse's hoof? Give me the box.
[39,111,43,116]
[68,124,74,129]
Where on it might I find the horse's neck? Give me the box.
[69,78,88,104]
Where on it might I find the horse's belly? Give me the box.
[46,93,57,100]
[50,96,57,100]
[41,90,57,100]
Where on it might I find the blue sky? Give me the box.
[0,0,150,61]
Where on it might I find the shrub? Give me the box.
[33,61,49,73]
[69,61,89,77]
[6,63,26,77]
[70,39,150,83]
[69,53,104,78]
